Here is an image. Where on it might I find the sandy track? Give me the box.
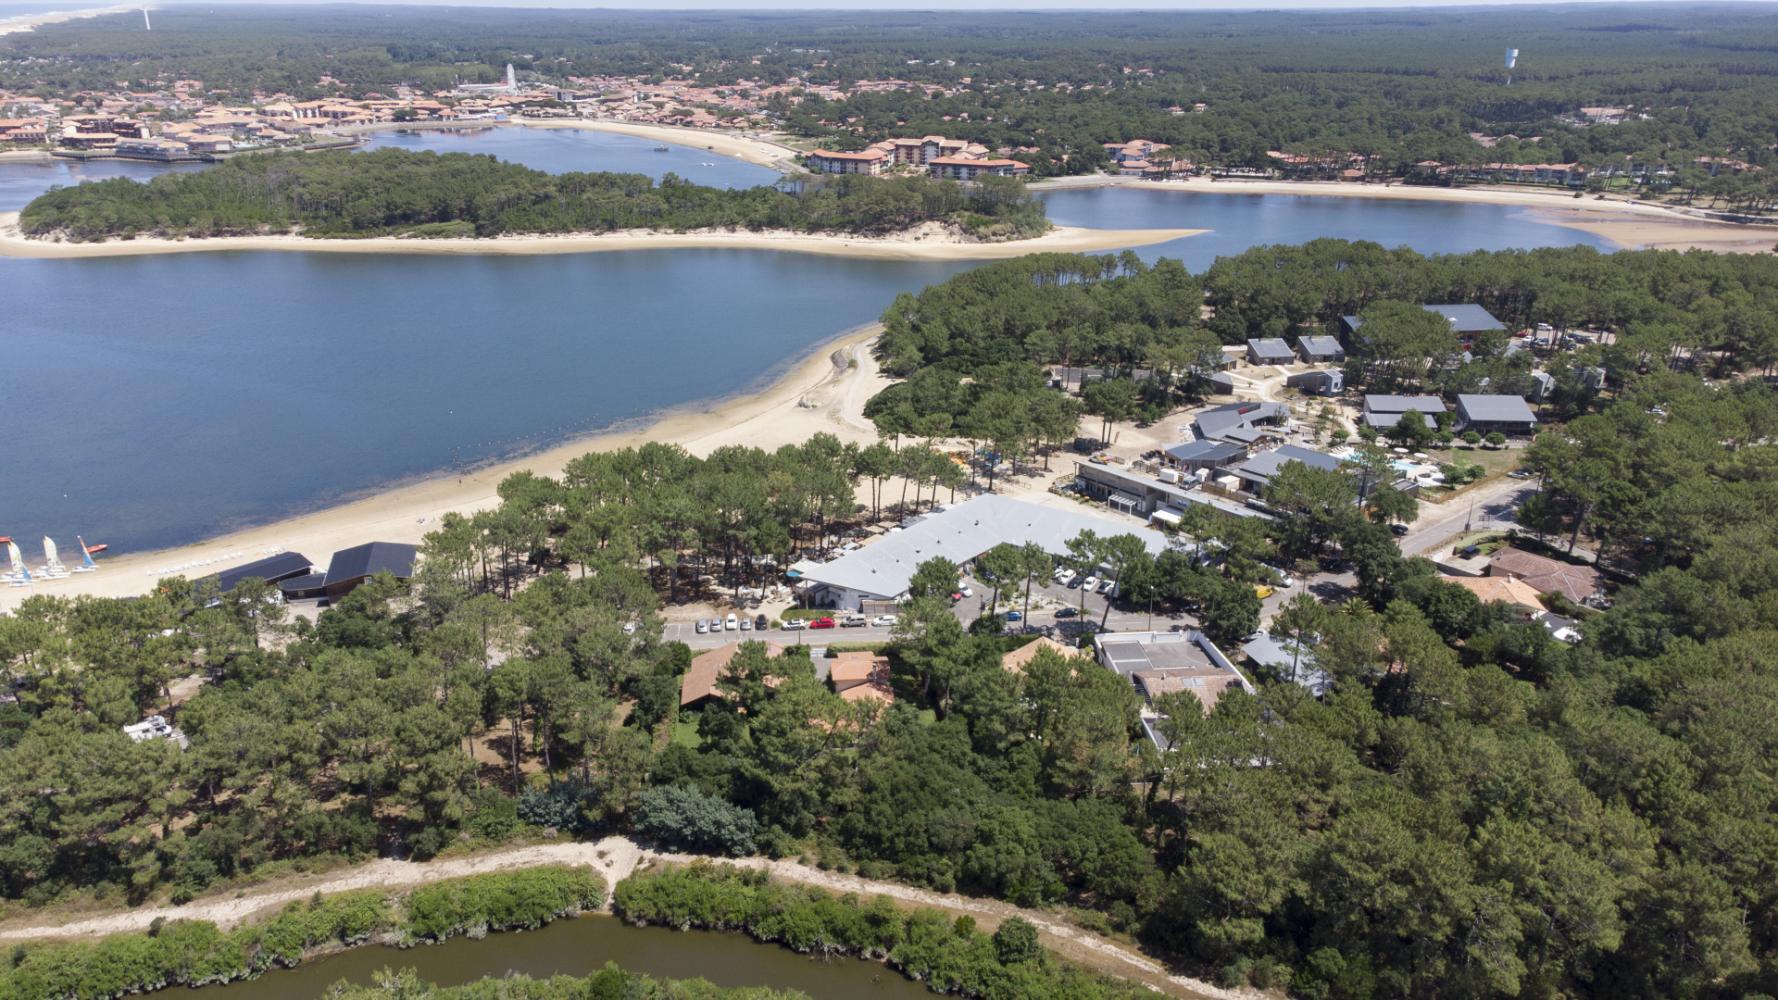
[0,837,1250,1000]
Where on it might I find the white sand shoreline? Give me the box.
[0,3,138,36]
[0,213,1200,261]
[9,323,897,602]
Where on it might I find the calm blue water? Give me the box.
[0,131,1611,554]
[359,126,782,189]
[1040,185,1612,265]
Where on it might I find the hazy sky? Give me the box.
[164,0,1778,7]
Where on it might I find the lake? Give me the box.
[203,914,929,999]
[0,128,1609,555]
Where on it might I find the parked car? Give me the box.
[1253,584,1275,600]
[840,613,868,627]
[1005,610,1023,622]
[695,619,710,634]
[1391,523,1410,536]
[1275,573,1296,589]
[1055,606,1079,619]
[1052,566,1072,582]
[959,585,974,598]
[725,613,739,631]
[871,614,898,627]
[781,618,808,631]
[949,591,964,604]
[1082,575,1100,591]
[755,614,769,631]
[739,616,752,631]
[1064,571,1082,587]
[1097,578,1116,594]
[1508,469,1532,479]
[809,616,836,630]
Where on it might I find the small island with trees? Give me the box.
[16,147,1053,244]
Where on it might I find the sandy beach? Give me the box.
[0,2,137,36]
[10,323,897,603]
[1035,174,1778,254]
[0,213,1200,261]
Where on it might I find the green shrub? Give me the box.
[403,866,606,943]
[612,864,1147,999]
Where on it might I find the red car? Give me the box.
[809,616,836,629]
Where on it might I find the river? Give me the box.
[0,127,1609,555]
[204,913,929,998]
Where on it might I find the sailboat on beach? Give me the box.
[3,539,31,587]
[38,537,69,579]
[74,536,103,573]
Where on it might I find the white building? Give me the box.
[788,494,1165,610]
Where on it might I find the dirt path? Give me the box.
[0,838,1253,1000]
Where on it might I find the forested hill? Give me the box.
[16,148,1050,242]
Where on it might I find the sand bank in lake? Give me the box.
[0,214,1201,261]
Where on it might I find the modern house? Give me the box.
[1362,394,1448,430]
[1094,629,1252,750]
[807,148,888,175]
[1286,369,1344,396]
[926,156,1030,180]
[829,651,894,705]
[1075,460,1274,524]
[1342,304,1506,345]
[1246,338,1296,366]
[1228,444,1342,494]
[1192,401,1290,444]
[1455,394,1538,435]
[210,551,314,593]
[680,641,788,709]
[1162,439,1248,473]
[1487,548,1604,605]
[1447,575,1547,619]
[789,494,1163,610]
[298,541,420,600]
[1296,335,1345,363]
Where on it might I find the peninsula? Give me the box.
[17,146,1052,244]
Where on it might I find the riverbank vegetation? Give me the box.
[8,6,1778,189]
[328,964,811,999]
[613,864,1147,1000]
[17,148,1049,243]
[4,243,1778,997]
[0,866,604,998]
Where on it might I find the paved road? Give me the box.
[1400,477,1536,559]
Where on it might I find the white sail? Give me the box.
[5,541,21,572]
[40,536,67,577]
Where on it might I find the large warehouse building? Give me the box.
[788,494,1165,610]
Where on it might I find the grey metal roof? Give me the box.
[1241,632,1333,697]
[213,552,313,592]
[1165,439,1247,464]
[1193,401,1289,441]
[794,494,1164,600]
[1343,304,1506,335]
[1364,394,1448,414]
[1457,393,1537,424]
[1234,444,1342,483]
[1246,337,1294,359]
[1297,335,1343,356]
[325,541,418,584]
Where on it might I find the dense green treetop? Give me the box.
[17,148,1048,242]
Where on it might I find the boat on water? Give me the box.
[652,144,670,152]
